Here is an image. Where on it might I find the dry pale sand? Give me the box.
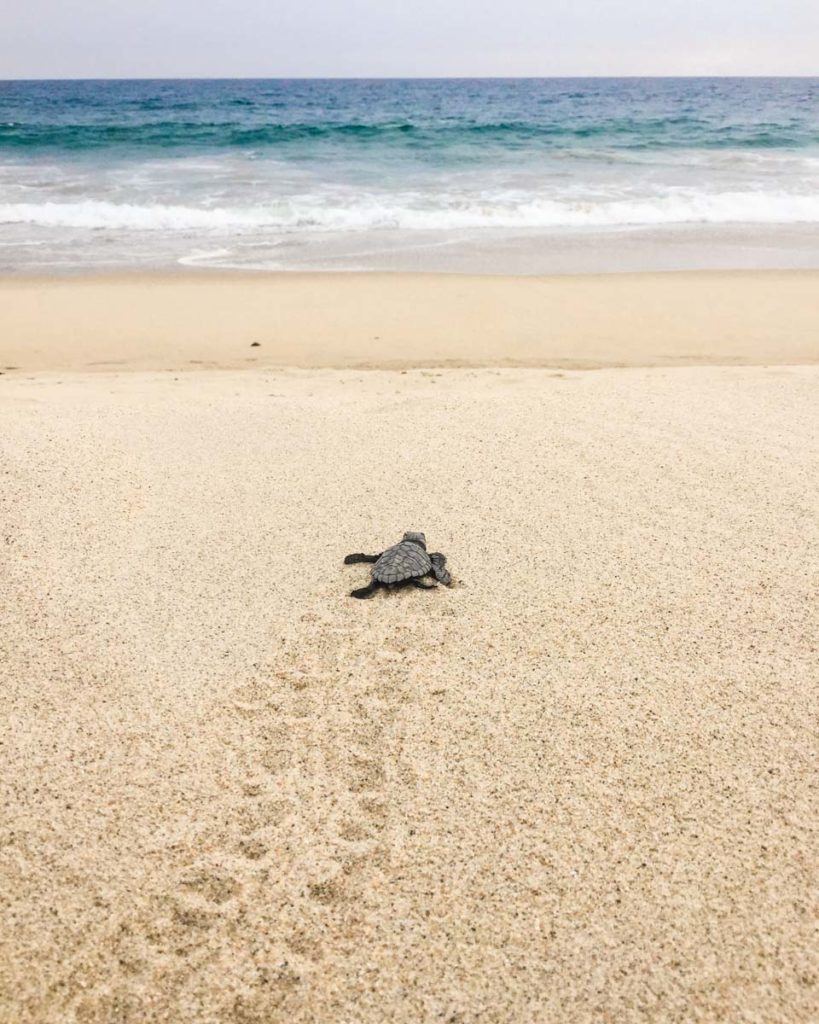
[1,355,817,1023]
[2,270,819,372]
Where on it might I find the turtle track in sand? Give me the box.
[93,614,424,1022]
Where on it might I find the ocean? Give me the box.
[1,77,818,273]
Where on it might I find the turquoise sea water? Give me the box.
[1,78,818,272]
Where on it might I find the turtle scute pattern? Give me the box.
[372,542,432,584]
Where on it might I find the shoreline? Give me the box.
[2,268,819,372]
[5,223,819,277]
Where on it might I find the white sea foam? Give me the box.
[0,201,270,230]
[177,247,234,265]
[3,190,819,233]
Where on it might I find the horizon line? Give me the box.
[3,74,819,83]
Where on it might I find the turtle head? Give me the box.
[402,531,427,549]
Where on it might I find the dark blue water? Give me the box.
[1,78,817,271]
[2,78,818,153]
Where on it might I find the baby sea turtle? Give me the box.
[344,531,452,599]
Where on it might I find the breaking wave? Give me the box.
[3,190,819,232]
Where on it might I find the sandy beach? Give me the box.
[2,270,819,372]
[1,273,818,1023]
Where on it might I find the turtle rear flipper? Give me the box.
[430,552,452,585]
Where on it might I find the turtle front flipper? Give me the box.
[429,552,452,585]
[351,581,380,599]
[344,552,381,564]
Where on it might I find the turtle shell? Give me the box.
[372,541,432,584]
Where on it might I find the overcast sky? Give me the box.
[2,1,818,79]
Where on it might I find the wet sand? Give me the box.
[2,269,819,372]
